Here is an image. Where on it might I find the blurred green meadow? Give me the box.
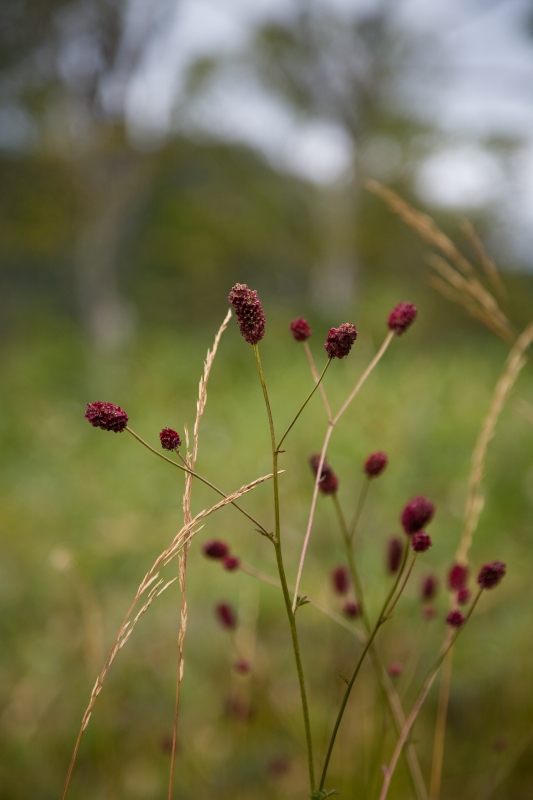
[1,299,533,799]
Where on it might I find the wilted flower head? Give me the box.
[421,574,438,602]
[309,453,339,495]
[448,563,469,590]
[387,537,403,574]
[343,600,361,619]
[446,610,465,628]
[85,401,128,433]
[216,602,236,630]
[401,496,435,535]
[290,318,312,342]
[159,427,181,451]
[411,531,432,553]
[388,302,417,335]
[203,540,229,560]
[364,451,388,478]
[332,566,349,595]
[457,587,471,605]
[228,283,265,345]
[477,561,506,589]
[324,323,358,359]
[223,555,240,572]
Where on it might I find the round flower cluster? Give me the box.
[401,496,435,535]
[324,323,358,359]
[290,317,312,342]
[159,427,181,451]
[364,451,388,478]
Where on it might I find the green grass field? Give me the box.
[1,307,532,799]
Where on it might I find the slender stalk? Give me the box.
[253,344,315,793]
[293,331,395,605]
[126,427,270,537]
[319,540,412,791]
[331,494,368,628]
[349,478,369,541]
[384,554,417,621]
[304,341,332,421]
[429,647,454,800]
[379,589,484,800]
[277,358,331,450]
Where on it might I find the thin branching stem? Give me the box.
[126,427,270,537]
[253,344,315,793]
[319,540,412,791]
[349,478,370,541]
[277,358,331,450]
[378,589,484,800]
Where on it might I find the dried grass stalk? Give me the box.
[169,310,231,798]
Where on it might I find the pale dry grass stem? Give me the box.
[292,331,395,610]
[61,471,273,800]
[365,179,515,344]
[168,309,231,799]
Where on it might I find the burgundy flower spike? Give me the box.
[477,561,506,589]
[324,323,358,359]
[290,318,312,342]
[228,283,265,345]
[364,451,388,478]
[401,496,435,535]
[85,401,128,433]
[159,427,181,451]
[388,302,417,335]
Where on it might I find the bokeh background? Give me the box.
[2,1,533,797]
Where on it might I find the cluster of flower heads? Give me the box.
[203,539,240,572]
[444,561,506,627]
[330,565,361,619]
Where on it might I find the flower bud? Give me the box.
[388,302,417,335]
[387,537,403,574]
[343,600,360,619]
[477,561,506,589]
[203,540,229,560]
[448,563,468,590]
[290,318,312,342]
[446,610,465,628]
[309,453,339,495]
[401,496,435,535]
[457,587,471,605]
[216,602,236,630]
[223,555,240,572]
[421,574,438,602]
[364,451,388,478]
[411,531,432,553]
[332,566,349,595]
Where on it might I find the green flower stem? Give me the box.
[379,589,484,800]
[276,358,332,451]
[126,427,271,537]
[331,494,369,629]
[319,539,412,791]
[348,478,370,541]
[253,344,315,794]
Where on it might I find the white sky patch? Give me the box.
[416,145,505,208]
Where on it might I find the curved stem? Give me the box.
[126,427,270,537]
[253,344,315,793]
[304,341,333,421]
[379,589,484,800]
[349,478,369,541]
[277,358,331,450]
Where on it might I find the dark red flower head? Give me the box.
[332,566,349,595]
[216,602,236,630]
[324,322,358,359]
[387,537,403,574]
[343,600,361,619]
[228,283,265,345]
[159,427,181,451]
[364,451,388,478]
[223,555,240,572]
[457,587,471,605]
[446,610,465,628]
[448,563,468,590]
[421,574,438,602]
[309,453,339,495]
[477,561,506,589]
[85,401,128,433]
[401,496,435,535]
[411,531,432,553]
[203,540,229,560]
[290,318,312,342]
[388,303,417,335]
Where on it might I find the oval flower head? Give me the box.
[228,283,265,345]
[324,323,358,359]
[290,318,312,342]
[85,401,128,433]
[388,303,417,335]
